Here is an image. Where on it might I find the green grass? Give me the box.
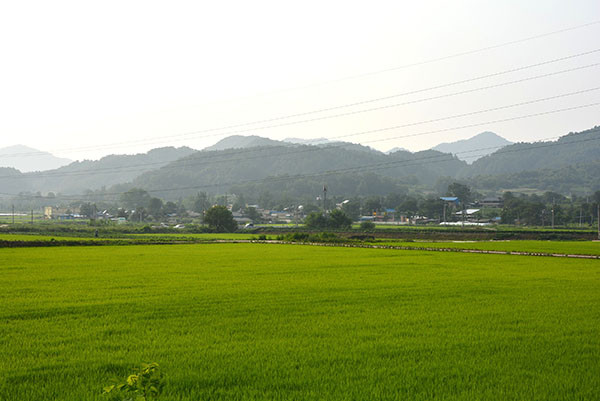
[121,232,257,240]
[0,232,257,244]
[372,239,600,256]
[1,244,599,400]
[0,233,105,241]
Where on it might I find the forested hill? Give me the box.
[460,126,600,177]
[3,126,599,200]
[468,161,600,194]
[0,146,196,195]
[203,135,288,151]
[131,143,466,199]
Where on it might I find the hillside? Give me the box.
[462,126,600,177]
[0,146,196,195]
[204,135,288,151]
[0,145,72,172]
[432,132,512,163]
[2,126,599,201]
[284,137,331,145]
[131,142,466,199]
[469,161,600,194]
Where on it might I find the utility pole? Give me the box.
[597,203,600,240]
[579,206,583,228]
[322,185,327,213]
[541,209,545,227]
[12,204,14,224]
[551,204,555,230]
[442,203,446,223]
[31,209,34,225]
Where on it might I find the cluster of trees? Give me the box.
[118,188,187,220]
[304,210,352,230]
[500,191,600,226]
[339,194,445,221]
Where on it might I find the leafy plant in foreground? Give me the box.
[103,363,164,401]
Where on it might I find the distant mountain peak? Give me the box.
[432,131,512,163]
[0,144,72,172]
[386,146,409,154]
[203,135,289,151]
[283,137,331,145]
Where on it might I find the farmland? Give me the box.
[1,243,599,400]
[370,239,600,256]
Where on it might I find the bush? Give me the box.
[359,221,376,232]
[103,363,164,400]
[279,232,346,244]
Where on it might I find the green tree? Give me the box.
[193,192,210,214]
[341,199,361,221]
[446,182,472,204]
[397,197,418,218]
[148,197,164,219]
[304,212,328,229]
[244,207,261,222]
[328,209,352,229]
[204,206,237,232]
[419,197,443,220]
[121,188,151,210]
[362,196,382,215]
[232,194,246,212]
[163,201,178,215]
[79,202,95,218]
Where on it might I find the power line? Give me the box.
[134,18,600,114]
[2,122,599,202]
[3,48,600,158]
[1,86,598,180]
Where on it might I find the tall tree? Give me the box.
[204,206,237,232]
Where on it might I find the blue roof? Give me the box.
[440,196,459,202]
[385,208,395,213]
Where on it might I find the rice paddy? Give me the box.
[1,242,599,400]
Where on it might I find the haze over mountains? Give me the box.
[0,145,72,172]
[1,127,598,201]
[432,132,513,163]
[0,131,515,173]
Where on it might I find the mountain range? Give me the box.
[1,128,598,202]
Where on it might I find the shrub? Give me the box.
[103,363,164,401]
[359,221,376,232]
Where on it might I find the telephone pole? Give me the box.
[12,204,14,224]
[597,203,600,240]
[31,209,34,225]
[322,185,327,213]
[442,203,446,223]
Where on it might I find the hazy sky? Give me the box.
[1,0,599,160]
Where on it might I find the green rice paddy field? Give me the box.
[373,239,600,256]
[1,243,599,400]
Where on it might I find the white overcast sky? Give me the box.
[1,0,599,160]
